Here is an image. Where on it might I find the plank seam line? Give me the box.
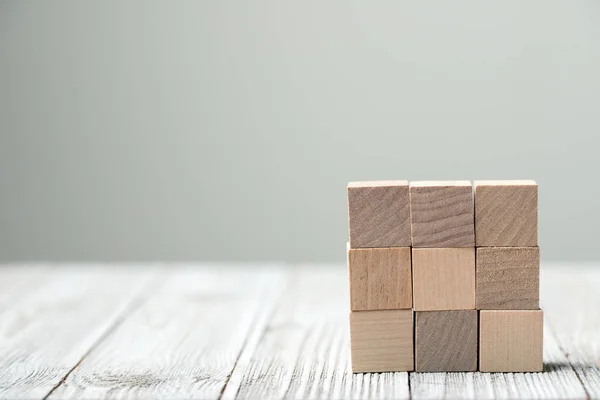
[42,267,166,400]
[218,270,289,400]
[545,318,591,400]
[281,329,312,399]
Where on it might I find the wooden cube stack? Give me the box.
[347,180,542,373]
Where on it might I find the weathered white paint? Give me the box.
[0,263,596,399]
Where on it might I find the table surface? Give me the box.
[0,263,598,399]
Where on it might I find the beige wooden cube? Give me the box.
[412,248,475,311]
[350,309,414,373]
[474,180,538,247]
[480,310,543,372]
[347,245,412,311]
[409,181,474,248]
[347,181,411,248]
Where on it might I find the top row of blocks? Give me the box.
[348,180,537,248]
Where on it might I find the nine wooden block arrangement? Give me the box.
[347,180,542,373]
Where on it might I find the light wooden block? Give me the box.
[347,245,412,311]
[347,181,411,248]
[477,247,540,310]
[474,180,538,247]
[415,310,478,372]
[480,310,543,372]
[350,309,414,373]
[412,248,475,311]
[409,181,475,248]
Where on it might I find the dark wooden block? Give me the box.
[476,247,540,310]
[415,310,478,372]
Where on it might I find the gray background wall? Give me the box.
[1,1,599,263]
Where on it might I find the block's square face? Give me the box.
[348,181,410,248]
[348,246,412,311]
[409,181,475,248]
[412,248,475,311]
[477,247,539,310]
[480,310,543,372]
[415,310,478,372]
[474,180,538,247]
[350,310,414,373]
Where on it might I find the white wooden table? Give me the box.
[0,264,598,399]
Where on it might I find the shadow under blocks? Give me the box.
[347,180,542,373]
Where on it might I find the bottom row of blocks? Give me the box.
[350,309,543,373]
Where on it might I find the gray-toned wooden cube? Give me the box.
[474,180,538,247]
[415,310,478,372]
[476,247,539,310]
[348,181,411,248]
[409,181,474,248]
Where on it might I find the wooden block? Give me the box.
[474,180,538,247]
[347,244,412,311]
[350,309,414,373]
[412,248,475,311]
[409,181,474,248]
[480,310,543,372]
[347,181,411,248]
[415,310,478,372]
[477,247,540,310]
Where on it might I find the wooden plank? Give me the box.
[541,265,600,398]
[347,245,412,311]
[0,265,49,312]
[479,310,543,372]
[0,265,157,399]
[49,265,286,400]
[347,181,411,248]
[409,181,474,248]
[476,247,539,310]
[474,180,537,247]
[415,310,477,372]
[230,267,410,400]
[412,248,475,311]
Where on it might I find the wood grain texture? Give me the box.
[480,310,543,372]
[409,181,474,248]
[542,266,600,398]
[348,181,411,248]
[350,310,414,373]
[348,245,412,311]
[477,247,539,310]
[1,264,597,399]
[474,180,538,247]
[0,266,157,400]
[50,266,285,400]
[412,248,475,311]
[415,311,477,372]
[232,267,410,399]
